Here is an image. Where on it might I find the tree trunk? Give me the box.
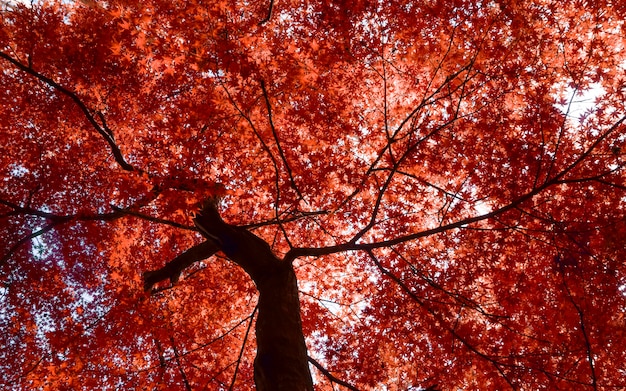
[192,200,314,390]
[254,262,313,391]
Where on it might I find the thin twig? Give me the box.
[260,79,303,201]
[229,306,258,391]
[308,356,361,391]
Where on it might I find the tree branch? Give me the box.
[260,79,303,201]
[0,50,135,171]
[257,0,274,25]
[170,336,193,391]
[241,210,328,230]
[307,356,361,391]
[143,240,218,291]
[229,306,258,391]
[286,110,626,262]
[562,276,598,390]
[284,183,545,262]
[110,204,196,231]
[366,250,518,390]
[0,222,64,267]
[193,200,278,283]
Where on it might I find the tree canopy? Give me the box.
[2,0,626,389]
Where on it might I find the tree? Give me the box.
[1,0,626,389]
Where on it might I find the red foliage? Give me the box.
[2,0,626,389]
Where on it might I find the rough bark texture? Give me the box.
[254,262,313,391]
[192,200,314,391]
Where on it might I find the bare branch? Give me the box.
[229,306,258,391]
[366,250,518,390]
[286,113,626,262]
[308,356,361,391]
[0,222,60,267]
[549,115,626,185]
[217,79,284,221]
[257,0,274,25]
[0,50,135,171]
[260,79,304,201]
[561,277,598,390]
[170,336,193,391]
[143,240,218,291]
[241,210,328,230]
[110,204,196,231]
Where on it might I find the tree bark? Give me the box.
[253,261,313,391]
[143,240,218,291]
[192,200,314,390]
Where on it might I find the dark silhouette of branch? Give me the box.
[257,0,274,25]
[366,250,518,390]
[259,79,303,201]
[170,336,193,391]
[143,240,218,291]
[308,356,361,391]
[229,306,258,391]
[0,50,135,171]
[285,110,626,262]
[241,209,328,230]
[1,222,65,267]
[217,78,286,229]
[110,204,196,231]
[0,198,73,220]
[562,277,598,390]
